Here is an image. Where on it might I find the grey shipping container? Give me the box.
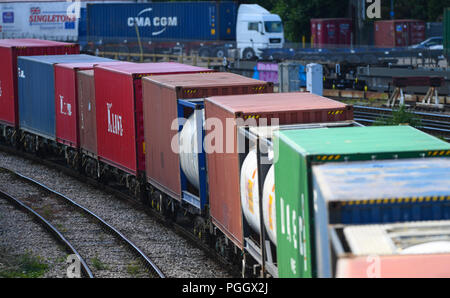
[18,54,114,139]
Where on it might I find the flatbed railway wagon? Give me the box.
[0,39,79,144]
[274,125,450,277]
[93,63,213,195]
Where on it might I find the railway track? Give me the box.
[0,145,239,277]
[0,167,165,278]
[353,105,450,140]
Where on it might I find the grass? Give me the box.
[0,252,48,278]
[91,256,108,271]
[126,261,141,277]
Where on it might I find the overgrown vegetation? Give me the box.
[0,252,48,278]
[373,104,422,128]
[91,256,109,271]
[126,261,141,277]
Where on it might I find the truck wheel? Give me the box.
[198,48,210,58]
[214,48,226,58]
[243,48,256,60]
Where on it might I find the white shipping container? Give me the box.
[0,2,83,41]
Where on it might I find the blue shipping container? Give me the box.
[86,2,237,42]
[312,158,450,225]
[18,54,114,139]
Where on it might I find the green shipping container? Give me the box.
[445,7,450,58]
[274,126,450,278]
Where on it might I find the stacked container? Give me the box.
[310,18,353,48]
[141,72,273,212]
[273,125,450,277]
[374,19,425,47]
[94,63,212,176]
[204,92,353,249]
[17,54,114,140]
[0,39,79,129]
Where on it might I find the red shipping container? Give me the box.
[374,19,425,47]
[142,72,273,201]
[337,254,450,278]
[204,92,353,248]
[77,70,98,156]
[311,18,352,48]
[94,63,213,176]
[0,39,79,127]
[54,61,132,148]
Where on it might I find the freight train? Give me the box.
[1,38,450,278]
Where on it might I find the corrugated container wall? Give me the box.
[311,18,353,48]
[0,39,79,127]
[77,70,98,156]
[444,8,450,58]
[312,158,450,277]
[204,92,353,249]
[273,126,450,278]
[142,72,273,201]
[374,19,425,47]
[86,2,237,42]
[17,54,114,139]
[94,63,212,176]
[54,61,130,148]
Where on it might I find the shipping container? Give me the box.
[273,126,450,278]
[142,72,273,211]
[0,2,82,41]
[0,39,79,128]
[312,158,450,277]
[374,19,425,47]
[204,92,353,249]
[425,22,442,39]
[17,54,113,140]
[335,220,450,277]
[237,120,362,278]
[94,62,212,176]
[54,61,129,148]
[444,8,450,58]
[77,70,98,156]
[86,2,237,42]
[310,18,353,48]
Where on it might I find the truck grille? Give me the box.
[269,38,281,44]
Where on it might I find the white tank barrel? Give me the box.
[240,148,277,245]
[179,110,203,189]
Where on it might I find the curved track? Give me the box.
[0,167,165,278]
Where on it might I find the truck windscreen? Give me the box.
[264,21,282,33]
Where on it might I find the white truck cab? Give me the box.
[236,4,284,59]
